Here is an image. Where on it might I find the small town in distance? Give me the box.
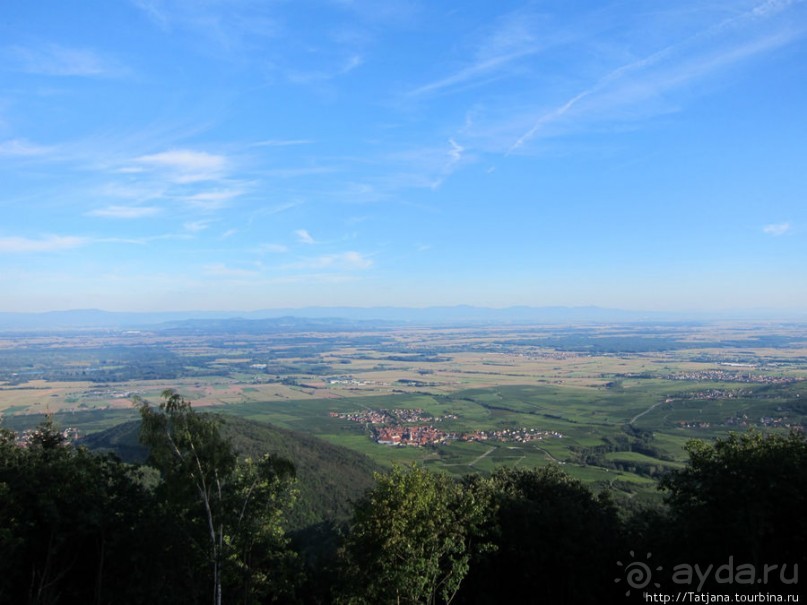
[330,407,563,446]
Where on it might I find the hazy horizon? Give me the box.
[2,1,805,313]
[2,305,807,329]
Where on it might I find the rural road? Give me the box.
[630,399,665,424]
[468,446,495,467]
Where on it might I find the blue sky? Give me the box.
[1,0,805,313]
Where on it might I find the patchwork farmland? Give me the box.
[2,319,805,495]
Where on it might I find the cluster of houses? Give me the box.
[375,425,448,446]
[676,420,712,429]
[723,414,802,429]
[674,414,803,431]
[373,425,563,447]
[326,375,371,386]
[665,370,800,384]
[329,407,457,425]
[460,427,563,443]
[81,388,139,400]
[330,407,561,448]
[666,388,751,401]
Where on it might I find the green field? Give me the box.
[6,377,799,500]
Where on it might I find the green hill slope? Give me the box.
[80,415,382,528]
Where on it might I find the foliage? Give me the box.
[339,464,489,605]
[4,399,806,604]
[136,390,299,605]
[0,419,158,604]
[81,413,383,528]
[659,430,807,572]
[457,465,621,604]
[219,415,382,529]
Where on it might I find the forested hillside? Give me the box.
[80,414,382,528]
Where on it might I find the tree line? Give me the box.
[1,390,805,604]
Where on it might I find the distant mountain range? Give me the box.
[0,306,804,331]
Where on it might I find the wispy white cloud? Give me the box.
[329,0,420,26]
[131,0,171,30]
[448,138,464,164]
[0,235,87,253]
[507,0,806,152]
[131,0,280,51]
[132,149,228,183]
[336,251,373,270]
[752,0,797,17]
[288,251,373,270]
[182,189,243,210]
[763,222,792,236]
[87,205,162,219]
[97,182,166,201]
[286,54,364,84]
[427,138,468,190]
[331,182,388,204]
[408,9,549,98]
[203,263,261,278]
[259,243,289,253]
[114,166,146,175]
[263,166,337,178]
[183,220,212,233]
[247,202,302,226]
[295,229,316,244]
[409,49,534,98]
[507,91,591,153]
[251,139,313,148]
[5,44,127,77]
[366,138,471,193]
[0,138,52,157]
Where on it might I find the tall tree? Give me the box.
[659,430,807,579]
[137,390,234,605]
[339,464,489,605]
[0,419,155,604]
[224,453,300,604]
[136,390,297,605]
[457,465,621,604]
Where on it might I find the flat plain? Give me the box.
[2,319,805,493]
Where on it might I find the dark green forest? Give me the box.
[1,391,804,604]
